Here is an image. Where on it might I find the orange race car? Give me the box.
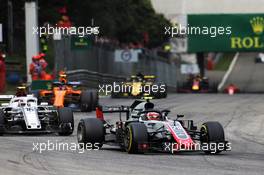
[38,72,98,112]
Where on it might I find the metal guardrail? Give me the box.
[66,69,176,92]
[66,69,126,89]
[54,37,178,92]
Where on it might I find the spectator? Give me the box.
[29,55,45,80]
[39,53,48,69]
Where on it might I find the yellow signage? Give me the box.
[231,16,264,49]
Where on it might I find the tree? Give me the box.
[0,0,171,51]
[67,0,171,47]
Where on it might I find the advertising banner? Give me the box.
[114,49,141,62]
[187,14,264,52]
[71,37,91,50]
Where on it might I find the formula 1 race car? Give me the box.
[177,75,217,93]
[223,84,240,95]
[77,100,229,154]
[255,53,264,63]
[0,95,74,135]
[111,74,167,99]
[33,72,98,112]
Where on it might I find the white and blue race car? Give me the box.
[0,95,74,135]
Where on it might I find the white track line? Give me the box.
[218,52,239,91]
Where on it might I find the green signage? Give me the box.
[71,36,91,50]
[187,14,264,52]
[31,80,52,90]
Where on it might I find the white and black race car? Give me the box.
[0,95,74,135]
[77,100,230,154]
[255,53,264,63]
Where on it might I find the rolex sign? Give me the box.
[187,14,264,52]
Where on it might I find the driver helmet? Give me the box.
[195,74,201,80]
[16,86,27,97]
[59,71,67,84]
[146,112,161,120]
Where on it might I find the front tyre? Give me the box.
[80,90,93,112]
[0,110,5,135]
[124,123,148,154]
[77,118,104,149]
[200,121,225,154]
[58,107,74,136]
[90,90,99,110]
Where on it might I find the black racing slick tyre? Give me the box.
[0,110,5,135]
[158,87,167,98]
[158,83,167,98]
[200,121,225,154]
[80,90,93,112]
[111,82,122,98]
[90,90,99,110]
[111,92,119,98]
[77,118,104,149]
[124,123,148,154]
[58,107,74,136]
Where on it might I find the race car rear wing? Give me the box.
[0,95,13,106]
[67,81,82,86]
[96,106,130,121]
[0,95,14,102]
[130,75,156,79]
[144,75,155,79]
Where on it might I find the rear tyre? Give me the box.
[111,92,119,98]
[124,123,148,154]
[0,110,5,135]
[111,82,122,98]
[151,83,167,99]
[160,84,167,98]
[255,58,261,63]
[58,107,74,136]
[77,118,104,149]
[200,121,225,154]
[90,90,99,110]
[80,90,93,112]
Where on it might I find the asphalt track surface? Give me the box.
[0,94,264,175]
[225,52,264,92]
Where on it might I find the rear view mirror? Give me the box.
[162,109,170,117]
[177,115,184,119]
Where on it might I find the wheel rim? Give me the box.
[124,127,133,152]
[200,125,208,143]
[77,123,84,143]
[124,128,129,150]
